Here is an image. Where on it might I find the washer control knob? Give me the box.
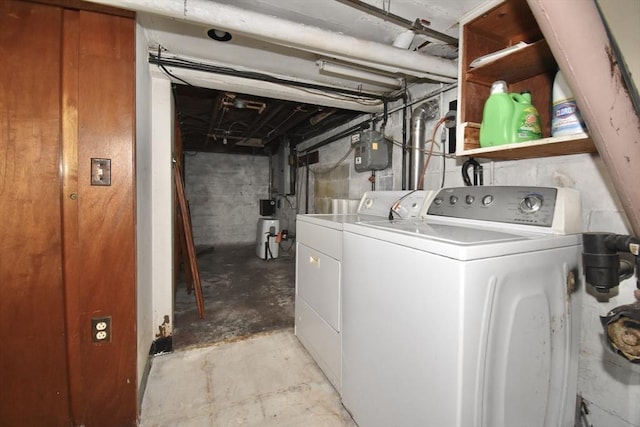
[481,195,494,206]
[433,197,443,205]
[465,195,475,205]
[449,195,458,205]
[520,194,543,213]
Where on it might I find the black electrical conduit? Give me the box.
[149,53,392,103]
[298,82,456,155]
[301,121,372,154]
[298,83,455,199]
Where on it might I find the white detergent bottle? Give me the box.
[551,70,587,137]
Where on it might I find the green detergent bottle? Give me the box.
[479,80,513,147]
[510,91,542,142]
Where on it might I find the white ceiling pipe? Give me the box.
[317,60,403,88]
[393,30,416,49]
[86,0,458,81]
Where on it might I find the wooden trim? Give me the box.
[60,8,84,423]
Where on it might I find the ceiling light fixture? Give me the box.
[316,60,403,88]
[207,29,232,42]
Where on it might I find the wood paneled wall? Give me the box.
[0,3,71,425]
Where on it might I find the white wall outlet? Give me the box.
[91,316,112,343]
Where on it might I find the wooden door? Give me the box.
[1,2,136,426]
[0,2,71,425]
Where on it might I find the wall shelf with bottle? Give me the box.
[456,0,597,159]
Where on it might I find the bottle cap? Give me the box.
[490,80,507,94]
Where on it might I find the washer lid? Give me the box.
[388,220,526,244]
[344,219,582,260]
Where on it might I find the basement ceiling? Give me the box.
[173,85,364,155]
[128,0,484,155]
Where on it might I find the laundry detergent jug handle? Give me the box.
[510,92,528,104]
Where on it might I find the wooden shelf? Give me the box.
[456,122,596,160]
[465,39,556,85]
[456,0,591,161]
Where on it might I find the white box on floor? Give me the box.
[256,218,279,259]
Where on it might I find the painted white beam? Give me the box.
[528,0,640,235]
[86,0,457,82]
[152,63,384,113]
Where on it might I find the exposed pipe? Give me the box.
[233,104,285,147]
[409,101,439,189]
[300,122,370,154]
[203,92,225,147]
[268,152,274,199]
[527,0,640,236]
[305,154,310,214]
[401,93,408,190]
[334,0,459,46]
[89,0,458,81]
[317,60,403,88]
[298,83,457,160]
[265,109,318,145]
[298,84,456,155]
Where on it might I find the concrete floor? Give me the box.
[141,242,356,426]
[140,329,357,426]
[173,243,296,350]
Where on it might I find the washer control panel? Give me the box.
[358,190,434,219]
[427,186,559,227]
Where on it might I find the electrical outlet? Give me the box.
[92,316,112,343]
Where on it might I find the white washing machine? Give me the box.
[341,186,584,427]
[295,190,435,392]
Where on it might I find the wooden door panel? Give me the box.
[1,3,137,426]
[0,1,71,425]
[69,10,137,426]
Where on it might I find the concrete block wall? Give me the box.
[185,152,269,246]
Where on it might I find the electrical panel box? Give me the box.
[352,130,391,172]
[260,199,276,216]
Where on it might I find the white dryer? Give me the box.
[341,186,584,427]
[295,190,434,392]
